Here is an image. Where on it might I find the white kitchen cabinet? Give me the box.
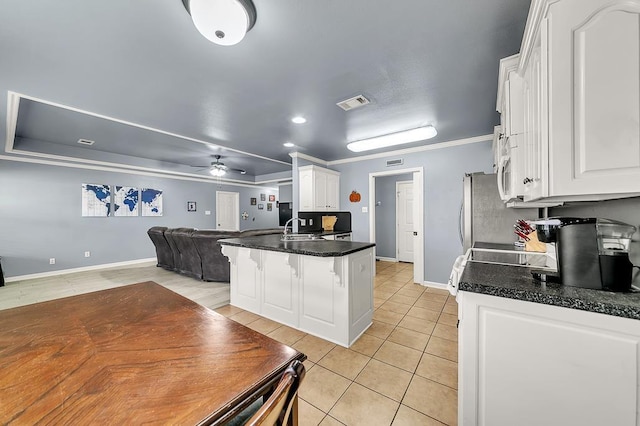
[222,245,374,347]
[496,55,527,202]
[298,165,340,211]
[517,0,640,201]
[458,291,640,426]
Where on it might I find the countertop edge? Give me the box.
[218,239,375,257]
[459,281,640,321]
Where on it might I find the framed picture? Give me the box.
[258,204,264,210]
[250,197,257,205]
[269,195,276,202]
[260,193,266,201]
[187,201,196,212]
[267,203,273,211]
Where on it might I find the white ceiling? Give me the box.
[0,0,531,178]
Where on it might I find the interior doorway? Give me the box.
[216,191,239,231]
[396,180,414,262]
[369,167,424,284]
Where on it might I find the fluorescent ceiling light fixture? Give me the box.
[210,167,226,177]
[182,0,257,46]
[283,142,295,147]
[291,116,307,124]
[346,125,437,152]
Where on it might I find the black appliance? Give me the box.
[537,217,636,292]
[278,202,292,227]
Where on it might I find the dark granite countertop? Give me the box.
[459,261,640,320]
[218,234,374,257]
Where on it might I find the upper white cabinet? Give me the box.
[496,56,527,201]
[516,0,640,201]
[299,165,340,211]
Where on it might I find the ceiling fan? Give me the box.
[192,155,247,177]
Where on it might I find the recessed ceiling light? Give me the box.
[346,125,437,152]
[283,142,295,148]
[291,116,306,124]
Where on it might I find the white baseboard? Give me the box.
[422,280,448,290]
[376,257,398,262]
[5,258,157,283]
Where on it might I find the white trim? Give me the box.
[254,177,293,185]
[4,258,157,283]
[328,134,492,165]
[5,91,19,154]
[369,167,424,284]
[422,281,448,290]
[6,91,291,166]
[0,154,278,190]
[376,256,398,262]
[288,151,329,166]
[277,181,293,186]
[518,0,559,74]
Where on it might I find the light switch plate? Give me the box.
[205,210,211,215]
[361,206,368,213]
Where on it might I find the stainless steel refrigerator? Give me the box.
[461,173,539,251]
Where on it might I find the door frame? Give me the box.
[396,180,414,263]
[369,167,424,284]
[215,191,240,231]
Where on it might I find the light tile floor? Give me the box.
[0,260,458,425]
[216,260,459,426]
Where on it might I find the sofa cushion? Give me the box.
[147,227,173,270]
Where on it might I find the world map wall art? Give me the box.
[81,184,163,217]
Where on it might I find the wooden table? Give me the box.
[0,282,304,424]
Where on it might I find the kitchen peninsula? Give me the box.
[219,234,375,347]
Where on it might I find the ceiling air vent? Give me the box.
[336,95,370,111]
[77,138,95,146]
[386,158,404,167]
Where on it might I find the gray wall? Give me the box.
[279,183,293,202]
[375,173,413,259]
[0,159,279,278]
[332,140,493,284]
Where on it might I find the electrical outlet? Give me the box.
[301,219,307,226]
[49,258,56,265]
[205,210,211,215]
[84,251,91,258]
[362,206,368,213]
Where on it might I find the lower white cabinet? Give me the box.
[458,291,640,426]
[222,246,374,347]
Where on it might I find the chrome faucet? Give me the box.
[284,217,302,235]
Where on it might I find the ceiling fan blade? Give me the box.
[229,167,247,175]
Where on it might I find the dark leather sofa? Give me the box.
[147,227,282,282]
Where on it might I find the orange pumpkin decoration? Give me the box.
[349,190,361,203]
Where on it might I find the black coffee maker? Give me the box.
[536,218,636,292]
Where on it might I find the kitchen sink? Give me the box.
[280,234,326,242]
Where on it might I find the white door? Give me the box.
[216,191,239,231]
[396,181,414,263]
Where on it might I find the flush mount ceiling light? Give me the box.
[291,116,307,124]
[346,125,437,152]
[210,167,226,177]
[283,142,295,148]
[182,0,257,46]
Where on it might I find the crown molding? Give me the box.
[518,0,560,74]
[6,91,291,166]
[288,151,329,166]
[0,154,278,189]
